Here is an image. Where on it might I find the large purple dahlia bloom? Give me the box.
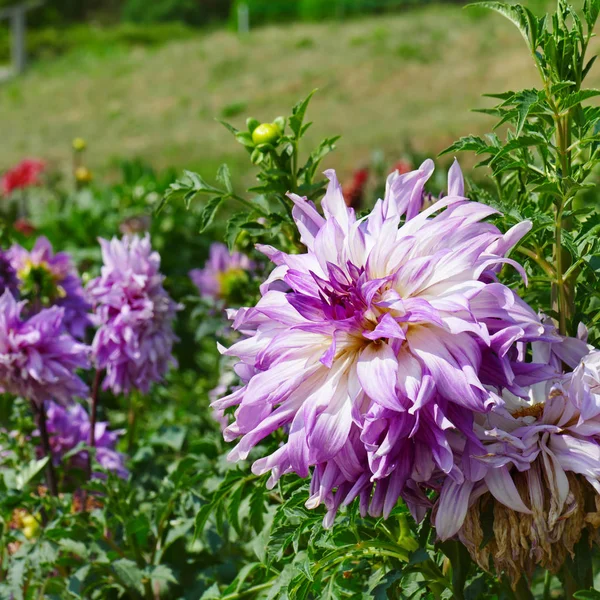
[86,235,179,395]
[45,401,128,479]
[0,291,89,406]
[214,160,553,524]
[8,237,91,339]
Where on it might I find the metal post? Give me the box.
[238,2,249,34]
[11,5,26,75]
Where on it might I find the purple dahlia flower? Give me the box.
[8,237,91,339]
[87,234,179,395]
[190,242,254,304]
[0,290,89,406]
[44,401,127,479]
[214,159,554,525]
[0,250,18,298]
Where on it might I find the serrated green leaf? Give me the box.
[561,89,600,111]
[469,2,534,48]
[216,164,233,193]
[199,196,223,233]
[112,559,144,594]
[225,212,249,251]
[289,90,317,138]
[15,457,49,490]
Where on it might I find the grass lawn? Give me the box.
[0,4,571,181]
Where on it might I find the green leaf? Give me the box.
[439,135,490,156]
[561,89,600,111]
[217,164,233,194]
[249,484,266,534]
[226,480,246,535]
[147,565,177,584]
[512,88,541,135]
[289,89,317,138]
[199,196,223,233]
[112,559,145,594]
[59,539,89,559]
[469,2,534,48]
[438,540,472,600]
[225,212,249,251]
[15,457,49,490]
[193,503,214,541]
[574,592,600,600]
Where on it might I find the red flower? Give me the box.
[1,159,45,196]
[343,167,370,209]
[13,218,36,237]
[390,159,412,175]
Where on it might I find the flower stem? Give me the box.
[32,401,58,496]
[543,570,551,600]
[127,391,139,454]
[513,576,534,600]
[87,369,102,480]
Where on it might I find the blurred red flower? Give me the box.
[13,218,36,237]
[389,159,412,175]
[1,159,45,196]
[343,167,369,209]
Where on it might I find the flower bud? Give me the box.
[251,123,280,146]
[75,166,93,184]
[72,137,87,152]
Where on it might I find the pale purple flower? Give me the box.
[0,290,89,406]
[87,234,179,395]
[8,237,91,339]
[0,250,18,298]
[190,243,254,303]
[214,159,553,525]
[44,400,128,479]
[434,342,600,541]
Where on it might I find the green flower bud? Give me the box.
[251,123,280,146]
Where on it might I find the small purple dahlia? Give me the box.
[190,242,254,305]
[0,250,18,298]
[214,160,554,525]
[45,401,127,479]
[87,234,179,395]
[0,290,89,407]
[8,237,91,339]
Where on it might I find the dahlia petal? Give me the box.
[357,343,400,410]
[485,465,531,513]
[435,479,474,540]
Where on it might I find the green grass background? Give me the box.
[0,3,586,182]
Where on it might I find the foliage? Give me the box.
[442,0,600,343]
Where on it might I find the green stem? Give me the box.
[516,246,555,279]
[88,369,102,480]
[230,193,269,217]
[221,581,273,600]
[543,570,551,600]
[127,392,139,455]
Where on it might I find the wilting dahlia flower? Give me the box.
[190,242,254,305]
[0,291,89,406]
[0,250,18,298]
[436,345,600,582]
[44,401,127,479]
[214,159,554,525]
[87,235,179,395]
[1,159,45,196]
[8,237,91,339]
